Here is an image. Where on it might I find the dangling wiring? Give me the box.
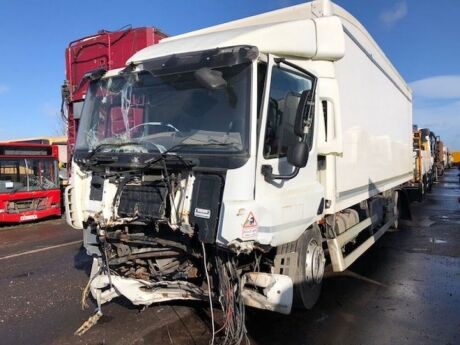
[215,251,249,345]
[201,243,216,345]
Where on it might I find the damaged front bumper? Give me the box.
[242,272,293,315]
[87,258,293,314]
[88,258,207,306]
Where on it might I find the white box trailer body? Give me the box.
[66,0,413,328]
[134,0,413,215]
[332,30,412,210]
[127,0,413,245]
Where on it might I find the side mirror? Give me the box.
[287,142,309,168]
[194,68,227,90]
[294,90,311,137]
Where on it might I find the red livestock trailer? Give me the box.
[0,143,61,223]
[62,27,166,170]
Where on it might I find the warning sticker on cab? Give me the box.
[194,208,211,219]
[242,212,258,239]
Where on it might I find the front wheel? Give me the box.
[294,226,325,309]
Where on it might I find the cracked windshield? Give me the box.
[75,62,251,155]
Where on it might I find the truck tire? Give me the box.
[390,191,400,229]
[422,174,428,194]
[293,225,325,309]
[417,183,423,202]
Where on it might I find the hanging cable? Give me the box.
[202,242,216,345]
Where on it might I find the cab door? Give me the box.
[254,56,324,247]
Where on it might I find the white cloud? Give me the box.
[410,75,460,99]
[411,74,460,150]
[0,84,9,94]
[380,1,408,27]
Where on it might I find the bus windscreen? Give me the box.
[0,158,58,193]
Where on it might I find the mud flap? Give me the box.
[398,188,412,220]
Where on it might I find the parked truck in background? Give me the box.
[62,27,166,173]
[408,127,434,201]
[435,137,447,176]
[446,149,452,168]
[66,0,414,340]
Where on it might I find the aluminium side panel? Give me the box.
[331,23,413,212]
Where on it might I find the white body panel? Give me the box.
[69,0,413,245]
[331,29,413,212]
[128,0,413,220]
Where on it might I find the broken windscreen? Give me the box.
[75,52,253,157]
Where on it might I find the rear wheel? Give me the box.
[390,191,400,229]
[293,226,325,309]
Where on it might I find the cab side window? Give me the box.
[263,66,312,159]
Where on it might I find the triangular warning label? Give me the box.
[243,212,258,228]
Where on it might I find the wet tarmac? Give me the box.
[0,169,459,345]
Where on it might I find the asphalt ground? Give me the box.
[0,168,459,345]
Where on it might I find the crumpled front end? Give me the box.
[87,258,206,306]
[69,161,293,340]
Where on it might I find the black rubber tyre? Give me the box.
[427,173,433,192]
[422,174,428,195]
[390,191,400,229]
[293,225,325,310]
[417,183,423,202]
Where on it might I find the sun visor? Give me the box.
[127,16,345,65]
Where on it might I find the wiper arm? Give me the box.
[169,142,240,152]
[142,139,241,170]
[86,141,162,161]
[143,151,194,170]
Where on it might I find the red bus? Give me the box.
[0,143,61,223]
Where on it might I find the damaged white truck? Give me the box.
[65,0,413,341]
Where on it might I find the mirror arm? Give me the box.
[261,60,317,182]
[261,164,300,182]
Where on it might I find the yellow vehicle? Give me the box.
[452,151,460,166]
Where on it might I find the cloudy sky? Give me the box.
[0,0,459,149]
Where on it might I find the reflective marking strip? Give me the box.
[337,172,412,199]
[0,240,82,261]
[258,217,314,233]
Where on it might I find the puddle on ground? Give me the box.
[403,216,434,227]
[408,248,429,253]
[430,213,460,225]
[437,184,459,189]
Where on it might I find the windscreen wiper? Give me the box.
[170,142,241,152]
[143,142,240,169]
[86,141,163,162]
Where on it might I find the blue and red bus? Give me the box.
[0,142,61,223]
